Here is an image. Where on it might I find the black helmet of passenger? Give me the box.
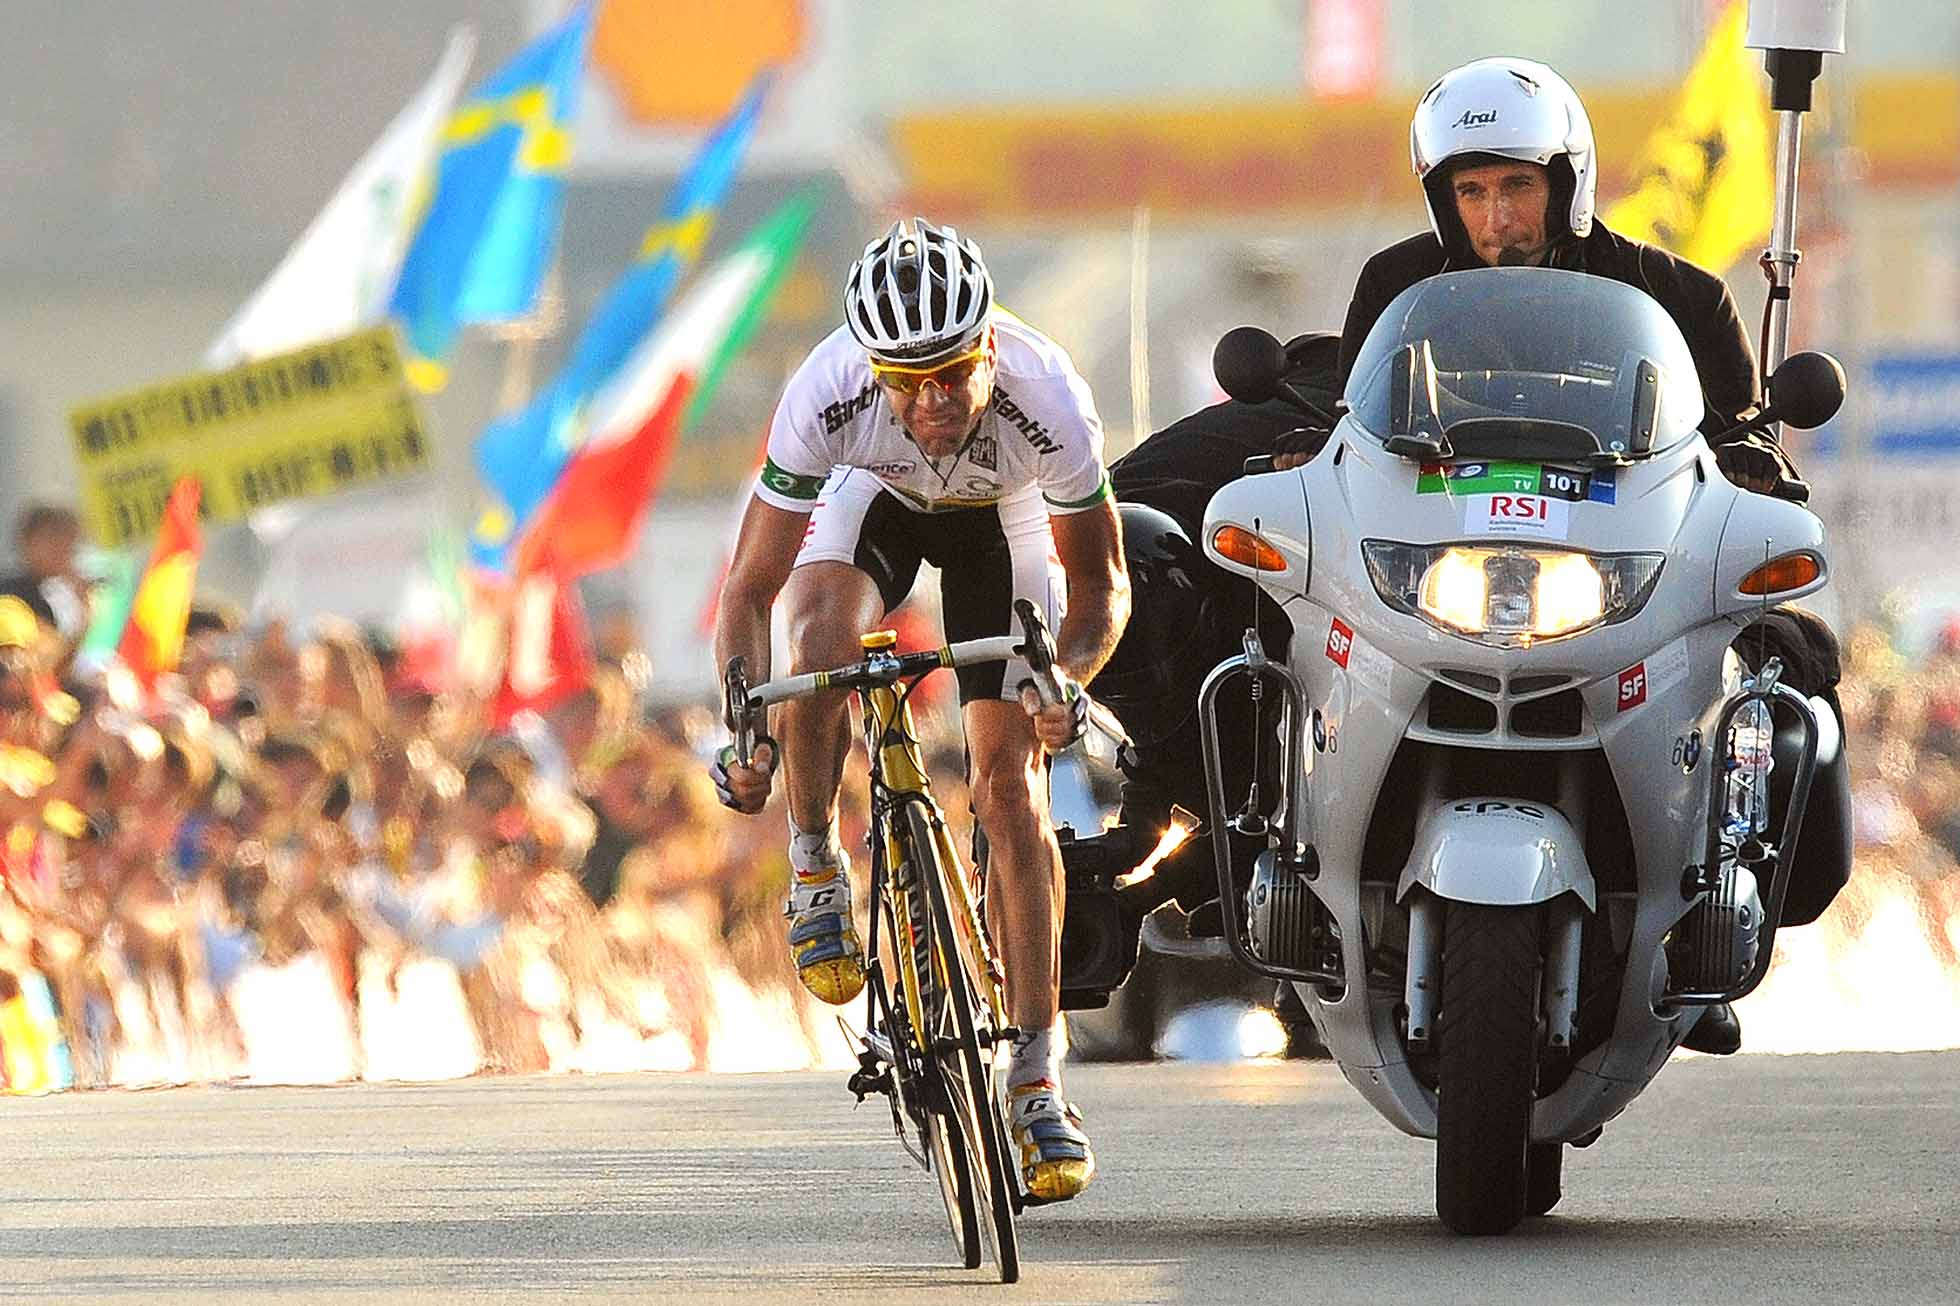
[1094,505,1211,747]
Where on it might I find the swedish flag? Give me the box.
[391,3,595,391]
[472,72,772,544]
[1605,1,1774,273]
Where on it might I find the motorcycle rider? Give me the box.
[1326,56,1786,493]
[711,218,1128,1201]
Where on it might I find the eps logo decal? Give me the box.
[1451,800,1548,818]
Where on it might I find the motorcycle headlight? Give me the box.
[1361,541,1664,648]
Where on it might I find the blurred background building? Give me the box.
[5,0,1957,692]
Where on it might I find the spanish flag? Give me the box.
[1605,1,1774,273]
[117,476,203,687]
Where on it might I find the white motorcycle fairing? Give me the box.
[1396,798,1596,910]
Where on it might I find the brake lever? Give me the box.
[722,656,757,767]
[1011,598,1063,708]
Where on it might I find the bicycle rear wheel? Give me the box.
[904,802,1021,1284]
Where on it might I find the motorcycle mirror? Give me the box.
[1762,351,1846,430]
[1213,326,1289,404]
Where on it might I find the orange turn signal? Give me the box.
[1211,525,1288,572]
[1738,551,1822,596]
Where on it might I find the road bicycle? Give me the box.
[723,599,1072,1283]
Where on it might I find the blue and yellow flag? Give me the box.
[472,71,772,546]
[390,3,595,391]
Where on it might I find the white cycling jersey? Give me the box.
[753,311,1111,517]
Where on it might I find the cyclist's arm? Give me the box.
[1048,495,1129,686]
[1026,343,1128,684]
[713,494,810,689]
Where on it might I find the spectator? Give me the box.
[0,505,88,644]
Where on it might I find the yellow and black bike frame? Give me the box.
[853,630,1010,1054]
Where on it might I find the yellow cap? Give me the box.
[859,629,899,650]
[0,596,38,649]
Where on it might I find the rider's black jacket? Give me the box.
[1337,224,1761,440]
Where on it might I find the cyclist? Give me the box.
[711,218,1130,1202]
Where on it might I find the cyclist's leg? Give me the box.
[936,493,1095,1200]
[778,471,921,1002]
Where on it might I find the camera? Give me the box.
[1056,822,1153,1010]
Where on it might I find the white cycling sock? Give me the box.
[1007,1023,1062,1090]
[788,820,843,881]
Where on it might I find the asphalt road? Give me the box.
[1,1054,1953,1304]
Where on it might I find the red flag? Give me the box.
[515,373,694,580]
[488,567,592,727]
[117,477,203,687]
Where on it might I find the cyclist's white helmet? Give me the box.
[844,217,994,366]
[1410,58,1597,249]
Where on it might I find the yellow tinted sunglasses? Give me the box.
[869,342,990,395]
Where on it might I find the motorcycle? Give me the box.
[1185,265,1848,1233]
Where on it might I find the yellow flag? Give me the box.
[1604,2,1773,272]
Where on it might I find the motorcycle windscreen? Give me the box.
[1346,267,1705,464]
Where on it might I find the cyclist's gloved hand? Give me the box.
[1019,676,1089,754]
[711,739,777,814]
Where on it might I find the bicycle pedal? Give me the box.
[847,1066,893,1102]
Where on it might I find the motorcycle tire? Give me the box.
[1434,901,1543,1236]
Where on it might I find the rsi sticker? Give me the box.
[1465,493,1570,539]
[1617,662,1648,711]
[1325,617,1354,668]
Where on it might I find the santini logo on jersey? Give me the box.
[991,388,1060,455]
[821,383,877,435]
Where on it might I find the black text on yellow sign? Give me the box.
[68,327,434,547]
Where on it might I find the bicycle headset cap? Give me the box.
[844,217,994,367]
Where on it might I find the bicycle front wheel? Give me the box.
[903,801,1021,1284]
[883,880,984,1269]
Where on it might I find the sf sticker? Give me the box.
[1325,617,1354,668]
[1616,662,1649,712]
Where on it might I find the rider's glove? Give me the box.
[709,745,743,811]
[1714,433,1785,494]
[710,739,776,814]
[1059,677,1091,748]
[1018,675,1090,752]
[1271,427,1332,472]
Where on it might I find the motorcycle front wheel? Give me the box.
[1434,901,1543,1235]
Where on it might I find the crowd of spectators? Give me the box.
[0,502,959,1090]
[1826,616,1960,967]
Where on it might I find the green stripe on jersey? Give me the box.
[758,457,826,501]
[1044,472,1111,511]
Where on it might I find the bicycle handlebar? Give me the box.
[723,600,1070,767]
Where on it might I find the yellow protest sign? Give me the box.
[68,326,433,547]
